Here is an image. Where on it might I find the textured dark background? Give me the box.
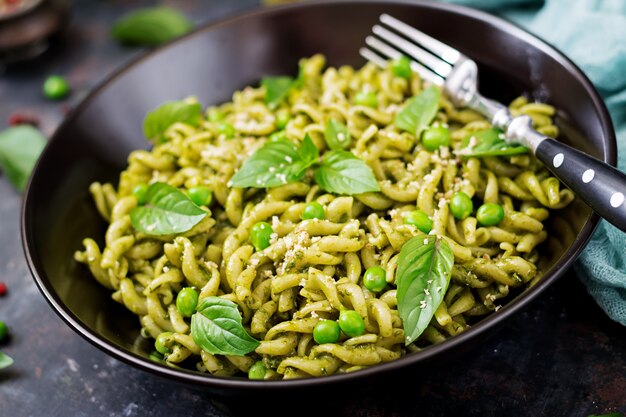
[0,1,625,416]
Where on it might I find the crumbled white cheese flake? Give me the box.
[420,300,428,309]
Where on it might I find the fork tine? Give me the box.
[380,14,462,65]
[363,38,443,85]
[358,47,388,69]
[372,25,453,78]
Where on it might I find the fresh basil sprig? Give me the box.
[230,134,379,195]
[396,235,454,345]
[395,85,441,138]
[0,125,46,192]
[130,182,207,235]
[143,100,203,144]
[262,77,294,110]
[191,296,260,356]
[315,151,380,195]
[457,128,528,158]
[261,64,305,109]
[112,7,194,47]
[229,135,319,188]
[324,118,351,150]
[0,351,13,369]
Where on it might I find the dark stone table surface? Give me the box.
[0,1,625,416]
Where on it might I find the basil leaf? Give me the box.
[0,351,13,369]
[0,125,46,191]
[191,296,260,356]
[112,7,194,47]
[395,85,441,137]
[130,182,207,235]
[230,135,319,188]
[324,119,351,150]
[396,235,454,345]
[314,150,380,195]
[143,100,203,144]
[458,128,528,157]
[295,134,320,175]
[261,76,294,109]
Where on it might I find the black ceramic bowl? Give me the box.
[21,0,616,397]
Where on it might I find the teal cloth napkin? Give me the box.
[445,0,626,326]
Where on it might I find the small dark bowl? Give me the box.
[21,0,616,397]
[0,0,71,64]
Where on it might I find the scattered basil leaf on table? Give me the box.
[229,135,319,188]
[394,85,441,138]
[314,150,380,195]
[0,351,13,369]
[324,118,351,150]
[396,235,454,345]
[588,414,623,417]
[130,182,207,235]
[457,128,528,157]
[112,7,194,47]
[191,296,260,356]
[143,100,202,143]
[0,125,46,191]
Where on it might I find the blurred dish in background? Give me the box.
[0,0,71,64]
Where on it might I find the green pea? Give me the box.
[42,75,70,100]
[248,361,267,380]
[363,266,387,293]
[269,131,288,142]
[338,310,365,338]
[353,91,378,108]
[391,55,412,79]
[132,183,149,205]
[218,122,235,138]
[188,186,212,206]
[313,319,341,344]
[301,201,325,220]
[450,192,473,220]
[176,287,199,317]
[403,210,433,234]
[476,203,505,226]
[207,107,224,122]
[421,126,450,151]
[250,222,273,251]
[155,332,173,355]
[275,110,290,130]
[0,321,8,342]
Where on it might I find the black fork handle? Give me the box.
[535,138,626,232]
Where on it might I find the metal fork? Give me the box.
[361,14,626,232]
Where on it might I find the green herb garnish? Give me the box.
[143,100,203,143]
[314,150,380,195]
[191,297,260,356]
[0,125,46,191]
[262,77,295,109]
[130,182,207,235]
[394,85,441,138]
[230,134,379,195]
[229,135,318,188]
[324,118,351,150]
[261,64,305,109]
[112,7,194,47]
[457,128,527,157]
[396,235,454,345]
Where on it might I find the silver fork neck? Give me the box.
[465,92,545,153]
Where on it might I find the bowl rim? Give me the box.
[21,0,615,391]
